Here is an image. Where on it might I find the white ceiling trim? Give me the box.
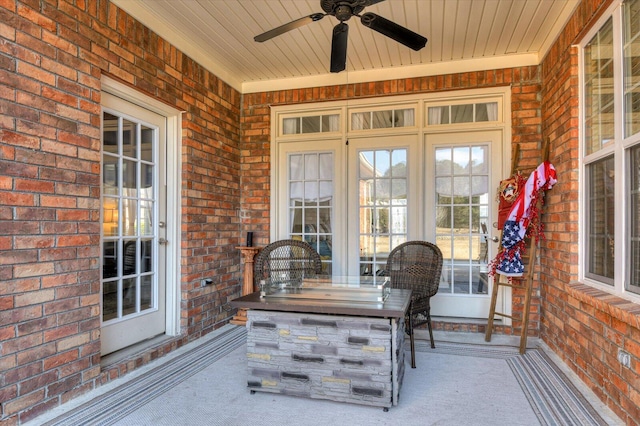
[242,53,539,93]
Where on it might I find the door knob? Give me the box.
[159,238,168,245]
[491,236,499,243]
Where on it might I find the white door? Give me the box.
[275,139,345,275]
[101,93,167,355]
[426,130,504,318]
[347,135,419,276]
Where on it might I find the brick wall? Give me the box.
[242,68,544,337]
[0,0,241,423]
[540,0,640,424]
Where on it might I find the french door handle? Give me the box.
[491,236,499,243]
[158,238,168,245]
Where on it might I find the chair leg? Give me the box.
[409,315,416,368]
[427,309,435,349]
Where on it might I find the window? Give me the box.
[282,114,339,135]
[351,108,415,130]
[581,0,640,296]
[427,102,499,125]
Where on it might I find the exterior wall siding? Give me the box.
[539,0,640,424]
[0,1,242,423]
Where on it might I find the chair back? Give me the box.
[254,239,323,288]
[385,241,443,299]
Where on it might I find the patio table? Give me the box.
[231,276,411,410]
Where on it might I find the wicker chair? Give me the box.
[385,241,443,368]
[253,239,323,290]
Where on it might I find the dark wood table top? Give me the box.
[230,288,411,318]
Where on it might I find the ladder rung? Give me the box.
[492,311,516,320]
[496,282,527,290]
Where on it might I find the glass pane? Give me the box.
[141,163,153,191]
[584,17,614,154]
[304,154,318,179]
[351,112,369,130]
[452,147,470,173]
[471,146,488,174]
[360,207,373,233]
[122,159,138,197]
[122,278,137,315]
[122,200,138,236]
[394,109,414,127]
[435,148,452,174]
[453,265,470,294]
[283,117,299,134]
[453,206,470,232]
[360,151,374,178]
[122,119,137,159]
[302,116,320,133]
[140,200,152,236]
[586,156,615,281]
[103,112,119,154]
[391,179,407,200]
[103,154,118,195]
[102,241,118,279]
[290,207,302,234]
[374,150,391,176]
[628,144,640,294]
[140,125,153,162]
[451,104,474,123]
[103,280,117,321]
[141,275,152,311]
[290,182,303,205]
[391,150,406,177]
[436,206,452,229]
[372,110,393,128]
[360,179,374,205]
[624,0,640,138]
[472,266,489,294]
[438,264,452,293]
[141,239,152,273]
[319,153,333,179]
[428,106,449,125]
[390,206,406,234]
[304,182,318,203]
[102,197,120,237]
[436,177,452,202]
[322,114,339,132]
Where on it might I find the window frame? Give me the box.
[578,0,640,301]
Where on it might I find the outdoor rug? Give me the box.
[35,325,614,426]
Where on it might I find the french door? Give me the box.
[426,130,504,318]
[101,93,167,355]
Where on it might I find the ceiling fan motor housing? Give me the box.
[321,0,367,21]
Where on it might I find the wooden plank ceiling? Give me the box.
[111,0,579,93]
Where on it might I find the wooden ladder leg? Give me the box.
[485,275,500,342]
[519,238,537,354]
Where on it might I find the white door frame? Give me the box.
[101,77,183,338]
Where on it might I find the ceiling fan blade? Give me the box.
[254,13,325,42]
[330,22,349,73]
[360,12,427,51]
[364,0,386,5]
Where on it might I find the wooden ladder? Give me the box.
[485,141,549,354]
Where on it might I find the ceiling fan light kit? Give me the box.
[254,0,428,73]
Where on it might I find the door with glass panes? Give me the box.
[427,130,503,318]
[101,93,167,355]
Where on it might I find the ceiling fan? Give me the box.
[254,0,428,73]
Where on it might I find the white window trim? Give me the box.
[577,0,640,303]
